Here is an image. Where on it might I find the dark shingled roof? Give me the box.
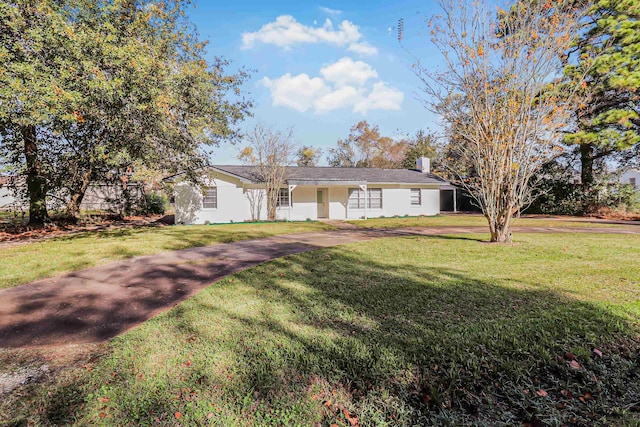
[211,165,447,185]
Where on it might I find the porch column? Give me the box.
[359,184,368,220]
[288,184,297,221]
[453,187,457,213]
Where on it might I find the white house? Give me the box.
[174,157,448,224]
[620,169,640,191]
[0,176,19,209]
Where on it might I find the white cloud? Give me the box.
[320,57,377,87]
[314,86,361,113]
[354,82,404,114]
[319,6,343,16]
[261,58,404,115]
[241,15,377,56]
[347,42,379,56]
[261,73,329,112]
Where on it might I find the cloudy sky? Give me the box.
[188,1,445,164]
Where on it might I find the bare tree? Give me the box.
[414,0,586,242]
[245,188,264,222]
[238,124,295,221]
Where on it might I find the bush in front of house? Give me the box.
[141,193,167,215]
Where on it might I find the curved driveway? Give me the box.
[1,225,638,348]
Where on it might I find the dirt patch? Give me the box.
[588,208,640,221]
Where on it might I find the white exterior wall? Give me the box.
[0,186,17,209]
[621,169,640,190]
[175,176,254,224]
[328,187,348,220]
[275,186,317,221]
[175,176,443,224]
[345,186,440,219]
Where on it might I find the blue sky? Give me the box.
[188,1,446,164]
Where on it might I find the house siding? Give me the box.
[345,186,440,219]
[621,169,640,190]
[276,186,316,221]
[176,182,442,224]
[0,186,18,209]
[174,169,445,225]
[175,175,252,224]
[329,187,348,220]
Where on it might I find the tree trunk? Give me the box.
[266,188,277,221]
[580,142,596,213]
[23,125,48,226]
[487,213,513,243]
[65,168,93,220]
[579,142,594,188]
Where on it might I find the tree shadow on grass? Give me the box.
[220,254,638,425]
[3,237,639,426]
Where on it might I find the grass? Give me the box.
[346,214,635,229]
[2,232,639,426]
[0,221,334,289]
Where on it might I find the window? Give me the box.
[348,188,382,209]
[411,188,421,206]
[276,188,290,207]
[203,187,217,209]
[631,177,637,189]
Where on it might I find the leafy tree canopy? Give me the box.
[327,121,407,168]
[0,0,251,223]
[563,0,640,187]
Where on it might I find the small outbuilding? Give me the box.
[174,157,449,224]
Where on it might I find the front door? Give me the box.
[317,189,327,218]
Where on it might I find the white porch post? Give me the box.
[288,185,297,221]
[453,187,457,213]
[359,184,368,220]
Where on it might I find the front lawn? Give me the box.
[347,214,634,229]
[3,233,639,426]
[0,221,335,289]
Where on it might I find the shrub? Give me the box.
[141,193,167,215]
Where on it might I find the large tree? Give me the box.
[563,0,640,198]
[295,146,322,167]
[401,130,440,170]
[0,0,251,224]
[415,0,585,242]
[327,121,407,168]
[0,1,78,224]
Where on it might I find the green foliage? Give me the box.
[563,0,640,184]
[141,193,167,215]
[0,0,252,223]
[295,146,322,167]
[401,130,440,170]
[528,161,640,215]
[327,121,407,168]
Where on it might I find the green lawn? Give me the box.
[0,222,334,289]
[347,214,634,229]
[3,233,639,426]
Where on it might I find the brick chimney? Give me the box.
[416,157,430,173]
